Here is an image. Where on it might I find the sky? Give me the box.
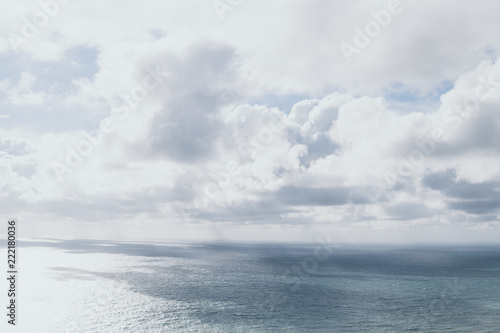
[1,0,500,243]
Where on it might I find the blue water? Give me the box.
[26,240,500,332]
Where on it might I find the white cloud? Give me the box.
[1,0,500,242]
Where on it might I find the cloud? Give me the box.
[384,203,436,221]
[0,71,45,105]
[148,97,224,163]
[2,0,500,242]
[277,186,351,206]
[423,170,500,215]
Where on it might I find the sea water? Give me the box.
[6,240,500,332]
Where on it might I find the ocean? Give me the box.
[6,240,500,332]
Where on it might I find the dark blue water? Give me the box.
[27,240,500,332]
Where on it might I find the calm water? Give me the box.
[10,240,500,332]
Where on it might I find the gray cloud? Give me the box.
[273,186,380,207]
[423,170,500,200]
[423,169,500,214]
[384,203,435,220]
[146,43,240,163]
[448,200,500,215]
[277,186,350,206]
[195,200,293,224]
[148,97,223,162]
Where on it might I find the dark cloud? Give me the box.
[448,200,500,215]
[423,169,500,200]
[423,169,500,215]
[275,186,378,207]
[384,203,435,220]
[277,186,350,206]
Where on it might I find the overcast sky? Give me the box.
[1,0,500,243]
